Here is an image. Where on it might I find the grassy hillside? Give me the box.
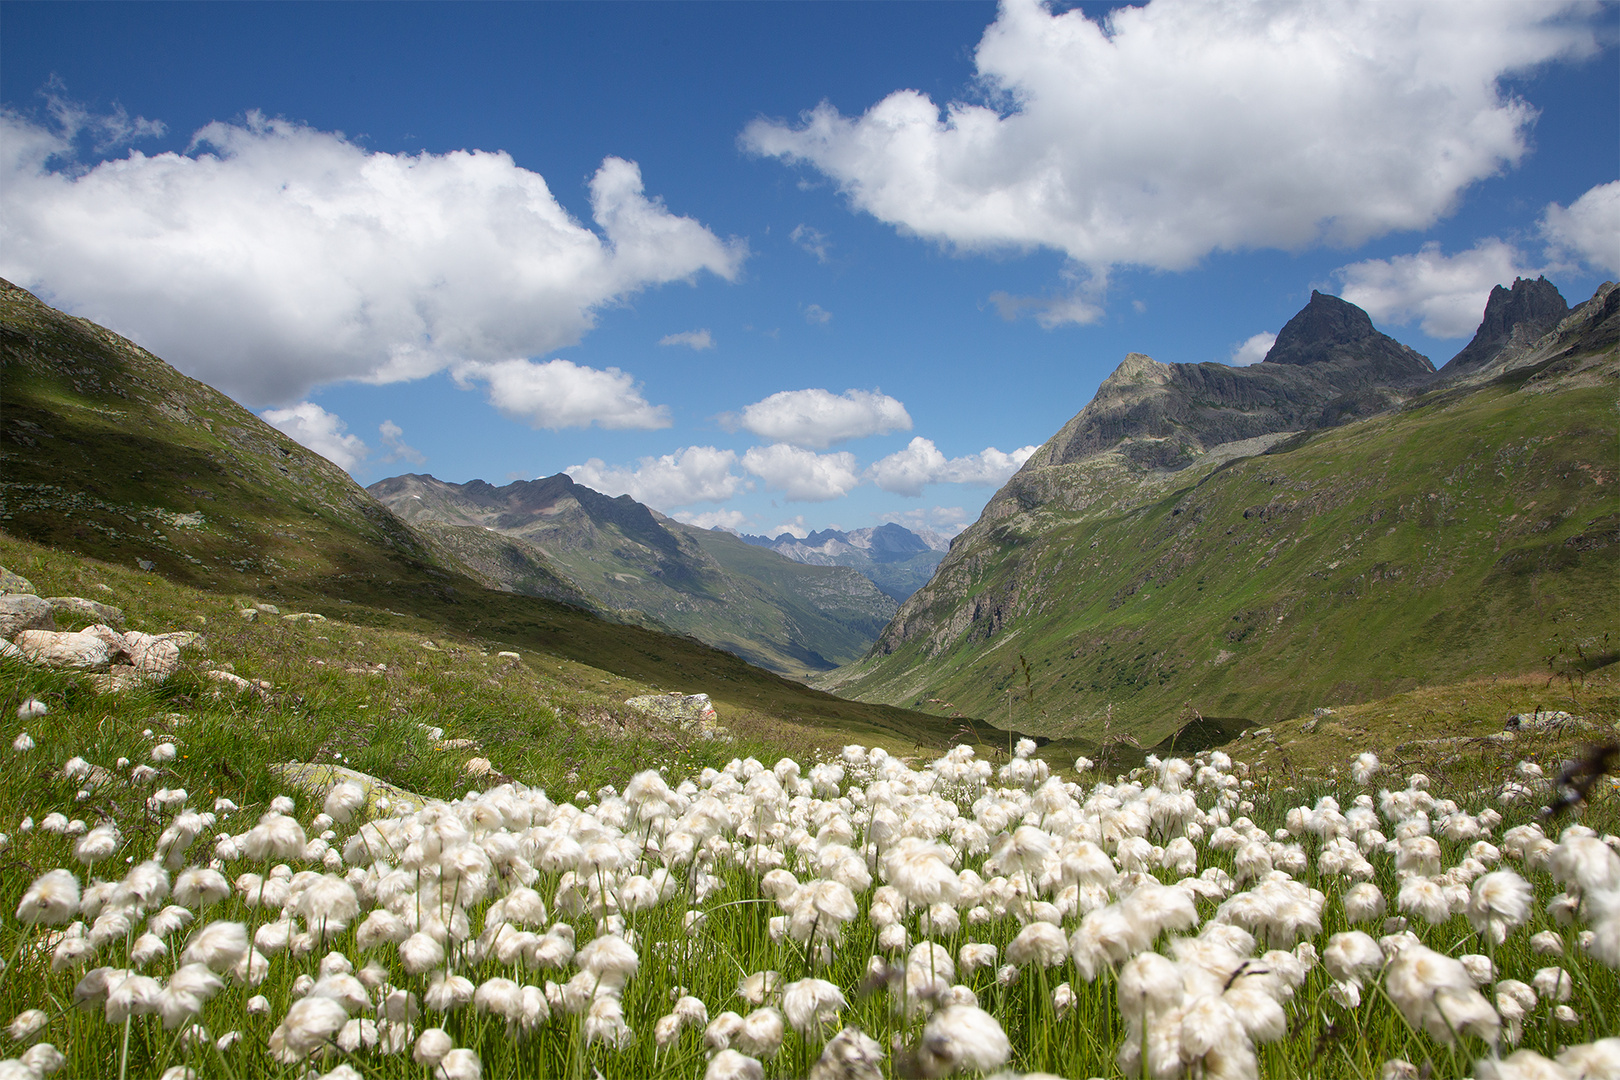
[0,279,960,754]
[371,473,898,678]
[825,347,1619,746]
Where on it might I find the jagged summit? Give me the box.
[826,279,1618,744]
[1261,290,1435,381]
[1263,290,1380,365]
[1442,276,1570,375]
[1002,292,1432,483]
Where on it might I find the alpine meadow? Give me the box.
[2,3,1618,1080]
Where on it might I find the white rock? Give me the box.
[123,631,182,676]
[14,629,113,670]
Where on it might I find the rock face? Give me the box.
[1262,291,1433,378]
[988,292,1434,504]
[1442,277,1570,376]
[0,594,57,638]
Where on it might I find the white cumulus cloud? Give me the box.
[1,106,746,407]
[730,387,911,448]
[566,445,741,509]
[1229,332,1276,367]
[670,508,751,532]
[879,506,971,538]
[1541,181,1620,277]
[765,516,812,540]
[741,444,861,501]
[261,402,368,472]
[658,329,714,350]
[452,358,670,430]
[377,419,426,465]
[743,0,1598,276]
[867,437,1037,497]
[1336,239,1536,339]
[803,303,832,325]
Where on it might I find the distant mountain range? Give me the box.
[737,523,951,602]
[821,277,1618,746]
[368,473,898,677]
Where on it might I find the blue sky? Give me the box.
[4,1,1616,539]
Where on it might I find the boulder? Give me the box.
[1504,710,1578,733]
[14,629,113,671]
[283,612,327,623]
[269,761,427,817]
[624,692,718,723]
[0,567,36,595]
[45,597,125,628]
[79,624,129,657]
[0,595,57,639]
[123,631,182,677]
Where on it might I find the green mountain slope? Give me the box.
[369,472,896,676]
[822,284,1619,744]
[0,277,959,750]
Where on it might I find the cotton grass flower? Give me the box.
[1383,943,1498,1046]
[705,1049,764,1080]
[1467,870,1533,945]
[16,870,79,926]
[782,977,845,1033]
[7,1009,48,1041]
[435,1047,482,1080]
[179,921,249,973]
[904,1005,1010,1077]
[1006,921,1067,969]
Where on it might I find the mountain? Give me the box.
[368,473,897,676]
[0,277,961,749]
[738,522,951,601]
[820,284,1618,747]
[1441,276,1570,377]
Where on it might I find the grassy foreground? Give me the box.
[3,538,1618,1078]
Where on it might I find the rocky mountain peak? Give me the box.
[1442,276,1570,375]
[1262,290,1380,365]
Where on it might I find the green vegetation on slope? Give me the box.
[827,354,1619,746]
[369,473,898,678]
[0,280,959,754]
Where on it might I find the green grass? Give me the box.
[1,647,1615,1077]
[830,362,1619,746]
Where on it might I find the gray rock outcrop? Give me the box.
[1442,277,1569,376]
[46,596,125,628]
[0,567,35,595]
[0,594,57,638]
